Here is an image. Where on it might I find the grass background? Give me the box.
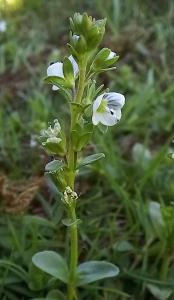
[0,0,174,299]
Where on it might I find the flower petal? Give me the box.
[68,55,79,77]
[107,51,116,60]
[72,34,80,42]
[47,62,63,91]
[115,108,122,121]
[98,111,118,126]
[105,92,125,108]
[52,85,59,91]
[47,62,64,78]
[0,20,7,33]
[93,94,104,112]
[92,112,101,125]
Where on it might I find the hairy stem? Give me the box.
[66,56,88,300]
[67,207,78,300]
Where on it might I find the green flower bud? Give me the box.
[40,120,66,156]
[92,48,119,71]
[69,13,106,53]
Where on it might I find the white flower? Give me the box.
[47,62,63,91]
[47,55,78,91]
[72,34,80,42]
[30,134,38,148]
[41,119,62,145]
[92,92,125,126]
[69,55,78,77]
[0,20,7,33]
[107,50,116,60]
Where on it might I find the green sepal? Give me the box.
[46,170,67,192]
[92,48,119,71]
[67,42,78,61]
[70,102,84,114]
[43,141,66,157]
[42,129,66,157]
[75,35,88,54]
[71,122,93,152]
[44,76,66,87]
[44,75,73,89]
[98,66,117,73]
[63,57,75,87]
[44,76,72,101]
[77,153,105,169]
[69,13,106,52]
[84,80,96,105]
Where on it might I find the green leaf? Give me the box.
[146,284,172,300]
[44,76,65,87]
[30,299,49,300]
[70,102,84,115]
[43,142,66,156]
[71,122,93,152]
[28,263,49,291]
[76,132,93,151]
[23,215,54,228]
[148,201,165,237]
[62,218,81,227]
[113,240,134,252]
[32,251,68,283]
[31,298,54,300]
[45,160,64,173]
[77,261,119,286]
[47,290,66,300]
[77,153,105,168]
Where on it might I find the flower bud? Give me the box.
[40,120,66,156]
[69,13,106,53]
[92,48,119,71]
[62,186,78,207]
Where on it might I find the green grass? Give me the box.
[0,0,174,299]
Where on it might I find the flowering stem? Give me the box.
[66,55,88,300]
[67,206,78,300]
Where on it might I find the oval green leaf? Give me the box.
[77,153,105,168]
[47,290,66,300]
[32,251,68,283]
[44,76,65,87]
[77,261,119,286]
[45,160,64,173]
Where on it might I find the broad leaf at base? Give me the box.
[76,260,119,286]
[32,251,68,284]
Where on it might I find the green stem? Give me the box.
[160,253,170,280]
[66,55,88,300]
[67,207,78,300]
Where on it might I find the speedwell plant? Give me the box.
[31,13,125,300]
